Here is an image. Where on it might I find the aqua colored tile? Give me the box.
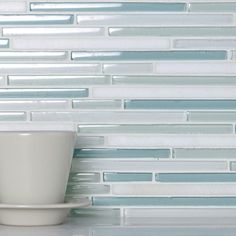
[190,3,236,12]
[112,76,236,85]
[69,172,100,183]
[31,2,186,12]
[104,172,152,182]
[73,149,170,158]
[0,89,88,98]
[0,112,26,121]
[72,51,226,61]
[70,208,120,218]
[0,39,9,48]
[0,14,73,25]
[125,100,236,110]
[67,184,110,194]
[9,75,110,86]
[73,100,121,109]
[174,148,236,159]
[93,197,236,206]
[109,27,236,37]
[156,173,236,182]
[77,124,232,134]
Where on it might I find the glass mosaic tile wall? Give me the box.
[2,0,236,218]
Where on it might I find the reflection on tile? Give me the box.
[189,111,236,122]
[190,3,236,12]
[0,63,100,75]
[0,14,73,25]
[67,184,110,194]
[3,27,104,36]
[0,112,26,121]
[72,159,227,172]
[112,183,236,196]
[75,136,104,148]
[109,27,236,37]
[0,2,26,12]
[93,197,236,206]
[125,99,236,110]
[0,39,9,48]
[0,100,69,110]
[73,100,121,110]
[112,75,236,85]
[31,111,185,123]
[103,63,153,75]
[175,39,236,49]
[78,124,232,134]
[70,208,120,218]
[72,51,226,61]
[0,88,88,98]
[31,2,186,12]
[77,14,232,26]
[104,172,152,182]
[0,51,66,60]
[69,172,100,183]
[174,148,236,159]
[107,135,236,148]
[9,75,109,86]
[156,173,236,182]
[74,148,170,158]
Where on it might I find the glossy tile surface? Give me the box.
[104,172,152,182]
[190,3,236,12]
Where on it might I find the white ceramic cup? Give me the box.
[0,131,76,205]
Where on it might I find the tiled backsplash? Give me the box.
[2,0,236,218]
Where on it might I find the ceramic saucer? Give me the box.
[0,198,90,226]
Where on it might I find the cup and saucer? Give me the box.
[0,129,90,226]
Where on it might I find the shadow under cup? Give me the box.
[0,131,76,205]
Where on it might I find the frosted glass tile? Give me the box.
[11,38,169,50]
[0,100,69,110]
[77,14,232,26]
[156,173,236,182]
[155,62,236,75]
[72,51,226,61]
[0,89,88,98]
[31,111,185,123]
[231,162,236,171]
[189,111,236,122]
[0,112,26,121]
[112,183,236,196]
[74,148,170,158]
[93,197,236,206]
[107,135,236,148]
[175,39,236,49]
[125,99,236,110]
[95,87,236,99]
[0,39,9,48]
[67,184,110,194]
[75,136,104,148]
[73,100,121,110]
[3,27,104,36]
[8,75,109,86]
[72,159,227,172]
[0,76,4,86]
[69,172,100,183]
[0,2,26,12]
[112,75,236,85]
[104,173,152,182]
[0,63,100,75]
[0,15,73,25]
[78,124,232,134]
[109,27,236,37]
[190,3,236,12]
[174,148,236,159]
[31,2,186,12]
[0,51,66,61]
[103,63,153,75]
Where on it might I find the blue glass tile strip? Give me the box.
[155,173,236,182]
[93,197,236,206]
[72,51,227,61]
[190,3,236,12]
[104,172,152,182]
[30,2,187,12]
[125,100,236,110]
[73,149,170,158]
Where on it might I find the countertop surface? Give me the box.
[1,216,236,236]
